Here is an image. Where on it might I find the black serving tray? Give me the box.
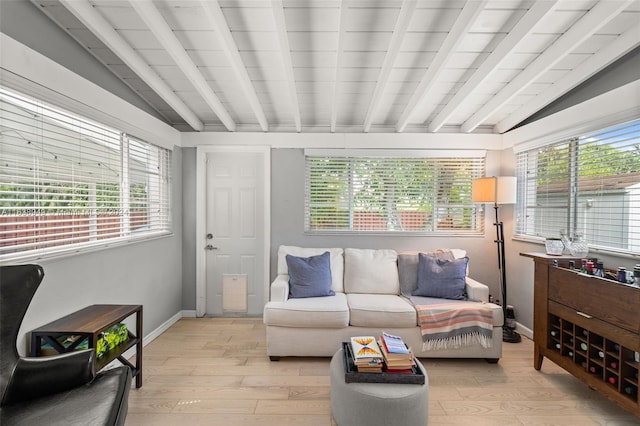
[341,342,425,384]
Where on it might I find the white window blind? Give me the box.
[0,86,172,260]
[305,155,485,233]
[515,119,640,254]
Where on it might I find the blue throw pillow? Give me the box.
[412,253,467,300]
[286,251,335,298]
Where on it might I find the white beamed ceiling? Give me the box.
[33,0,640,133]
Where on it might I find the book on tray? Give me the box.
[349,336,384,372]
[378,332,415,372]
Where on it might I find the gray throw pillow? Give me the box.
[286,251,335,298]
[398,251,455,296]
[412,253,467,300]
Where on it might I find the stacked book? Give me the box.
[378,331,415,373]
[349,336,384,372]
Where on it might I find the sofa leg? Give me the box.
[485,358,499,364]
[269,356,281,361]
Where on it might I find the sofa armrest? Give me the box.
[270,275,290,302]
[3,349,96,405]
[465,277,489,303]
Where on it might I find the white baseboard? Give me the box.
[115,310,191,363]
[515,322,533,340]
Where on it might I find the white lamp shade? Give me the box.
[472,176,517,205]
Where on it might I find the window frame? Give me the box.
[514,119,640,256]
[304,149,486,236]
[0,86,173,263]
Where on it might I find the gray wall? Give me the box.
[181,147,197,310]
[17,148,184,354]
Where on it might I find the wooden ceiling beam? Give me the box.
[428,0,558,133]
[200,0,269,132]
[495,20,640,133]
[330,0,347,133]
[395,0,487,133]
[461,0,633,133]
[59,0,205,131]
[272,0,301,133]
[130,0,236,132]
[363,0,417,133]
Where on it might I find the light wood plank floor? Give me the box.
[125,318,639,425]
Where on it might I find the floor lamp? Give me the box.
[472,176,521,343]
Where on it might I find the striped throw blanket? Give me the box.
[415,302,494,351]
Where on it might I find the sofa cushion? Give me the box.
[263,293,349,328]
[413,254,468,300]
[347,294,417,327]
[344,248,399,294]
[398,249,467,296]
[278,246,344,293]
[286,252,335,298]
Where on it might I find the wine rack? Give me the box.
[548,314,639,401]
[521,253,640,417]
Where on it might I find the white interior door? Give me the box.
[196,147,269,317]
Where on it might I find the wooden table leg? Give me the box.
[135,307,143,388]
[534,345,543,370]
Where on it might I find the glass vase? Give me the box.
[569,232,589,257]
[560,229,572,255]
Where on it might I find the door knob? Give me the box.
[206,233,213,239]
[205,245,218,251]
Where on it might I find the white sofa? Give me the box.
[263,246,503,362]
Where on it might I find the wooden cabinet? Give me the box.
[522,253,639,417]
[30,304,143,388]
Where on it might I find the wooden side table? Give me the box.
[30,304,143,388]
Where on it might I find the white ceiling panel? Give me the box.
[470,9,527,33]
[408,7,464,32]
[155,3,212,31]
[31,0,638,134]
[287,31,339,51]
[283,6,340,32]
[218,6,276,31]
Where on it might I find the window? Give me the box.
[305,151,485,234]
[515,119,640,254]
[0,86,172,260]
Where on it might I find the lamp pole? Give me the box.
[494,203,521,343]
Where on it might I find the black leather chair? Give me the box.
[0,265,131,426]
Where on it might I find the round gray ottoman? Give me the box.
[330,348,429,426]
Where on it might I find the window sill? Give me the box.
[512,235,640,260]
[0,231,173,265]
